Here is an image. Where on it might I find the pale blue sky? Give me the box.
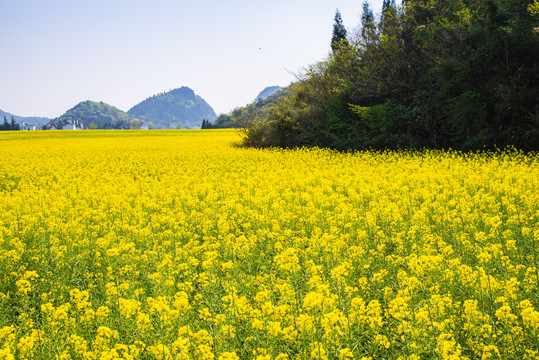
[1,0,384,118]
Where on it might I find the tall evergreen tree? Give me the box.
[331,9,348,51]
[1,116,8,130]
[361,1,377,47]
[10,116,19,130]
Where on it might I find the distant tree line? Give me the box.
[201,88,290,129]
[0,116,20,131]
[201,112,243,129]
[242,0,539,151]
[201,119,219,129]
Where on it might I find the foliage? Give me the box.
[203,87,289,130]
[0,130,538,359]
[529,0,539,18]
[242,0,539,151]
[0,110,50,126]
[129,87,216,129]
[48,101,140,130]
[255,86,284,102]
[331,9,349,52]
[201,119,215,129]
[0,116,20,131]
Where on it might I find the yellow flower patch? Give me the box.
[0,130,537,359]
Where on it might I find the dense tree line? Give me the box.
[0,116,20,131]
[243,0,539,151]
[202,88,290,129]
[201,115,238,129]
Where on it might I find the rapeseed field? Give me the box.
[0,129,538,359]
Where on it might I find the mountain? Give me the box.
[128,87,216,129]
[48,101,141,129]
[0,109,50,126]
[255,86,284,102]
[205,86,290,129]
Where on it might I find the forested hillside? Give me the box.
[0,110,50,127]
[255,86,284,102]
[49,101,140,130]
[202,87,289,129]
[128,87,216,129]
[242,0,539,150]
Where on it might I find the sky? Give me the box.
[0,0,384,118]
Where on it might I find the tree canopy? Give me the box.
[331,9,348,52]
[202,87,289,130]
[241,0,539,151]
[128,87,216,130]
[0,116,20,131]
[49,101,140,130]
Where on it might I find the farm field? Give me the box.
[0,129,538,360]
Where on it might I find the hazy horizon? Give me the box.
[1,0,384,118]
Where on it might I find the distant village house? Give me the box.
[62,121,83,130]
[20,122,40,131]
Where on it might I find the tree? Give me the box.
[1,116,9,131]
[381,0,396,17]
[241,0,539,151]
[201,119,215,129]
[10,116,19,130]
[380,0,397,33]
[331,9,348,51]
[530,0,539,19]
[360,1,377,47]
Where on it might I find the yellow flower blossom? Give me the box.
[219,351,239,360]
[0,131,537,359]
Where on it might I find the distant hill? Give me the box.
[128,87,216,129]
[48,101,141,129]
[255,86,283,102]
[203,86,290,129]
[0,109,50,126]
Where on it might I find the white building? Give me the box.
[20,122,39,131]
[62,122,83,130]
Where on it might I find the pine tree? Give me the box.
[10,116,19,130]
[331,9,348,52]
[1,116,8,131]
[361,1,377,47]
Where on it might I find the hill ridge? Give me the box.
[128,86,216,129]
[48,100,140,129]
